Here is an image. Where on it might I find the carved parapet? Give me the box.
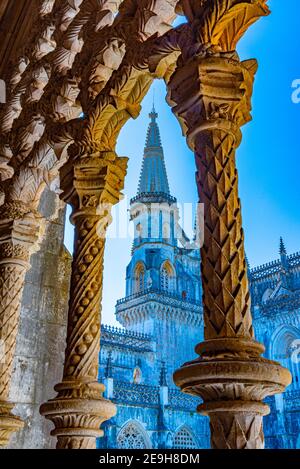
[169,53,292,448]
[40,152,128,449]
[0,201,41,446]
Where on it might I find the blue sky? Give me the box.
[65,0,300,325]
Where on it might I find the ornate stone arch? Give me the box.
[117,420,152,449]
[173,425,198,449]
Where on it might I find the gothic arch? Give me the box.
[133,261,147,294]
[269,325,300,390]
[173,425,198,449]
[117,420,152,449]
[160,259,176,293]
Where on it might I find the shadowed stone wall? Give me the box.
[6,190,71,449]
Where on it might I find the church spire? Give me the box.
[279,236,287,257]
[136,106,171,197]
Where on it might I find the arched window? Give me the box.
[173,427,197,449]
[270,325,300,391]
[134,263,145,293]
[160,261,175,293]
[117,422,151,449]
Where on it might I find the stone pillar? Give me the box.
[40,152,128,449]
[0,202,40,445]
[168,54,292,449]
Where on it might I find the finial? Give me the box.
[105,350,113,379]
[159,361,167,387]
[149,90,158,121]
[279,237,287,256]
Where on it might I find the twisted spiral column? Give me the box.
[40,153,127,449]
[168,54,291,449]
[0,205,40,446]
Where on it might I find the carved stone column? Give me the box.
[0,202,40,445]
[40,152,128,449]
[168,54,291,449]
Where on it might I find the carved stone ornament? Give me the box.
[169,48,291,449]
[0,0,291,450]
[40,152,128,448]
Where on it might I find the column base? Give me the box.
[0,401,24,447]
[174,338,292,449]
[40,380,116,449]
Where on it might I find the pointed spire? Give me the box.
[279,237,287,257]
[245,254,252,281]
[136,106,171,197]
[105,351,113,379]
[159,361,167,386]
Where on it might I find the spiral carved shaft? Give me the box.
[194,129,253,340]
[63,215,105,381]
[0,208,40,446]
[169,55,292,450]
[0,263,27,399]
[40,155,127,449]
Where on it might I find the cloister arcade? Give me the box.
[0,0,292,449]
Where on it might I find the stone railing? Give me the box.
[168,388,200,411]
[112,381,201,412]
[130,192,177,206]
[116,287,201,307]
[101,325,154,352]
[250,252,300,282]
[101,324,152,341]
[113,381,160,407]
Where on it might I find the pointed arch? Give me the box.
[173,425,198,449]
[269,325,300,390]
[160,259,176,293]
[117,420,152,449]
[133,261,146,294]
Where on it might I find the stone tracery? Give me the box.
[0,0,292,449]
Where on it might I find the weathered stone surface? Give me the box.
[6,189,71,449]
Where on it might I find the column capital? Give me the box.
[0,201,41,266]
[60,152,128,216]
[167,53,257,150]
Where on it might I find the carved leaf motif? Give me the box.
[197,0,270,51]
[213,3,270,51]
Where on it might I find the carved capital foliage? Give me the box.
[60,152,128,212]
[176,0,270,52]
[167,54,258,150]
[0,202,41,264]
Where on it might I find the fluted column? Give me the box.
[40,152,128,449]
[168,53,291,449]
[0,202,40,445]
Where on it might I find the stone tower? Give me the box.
[115,106,203,381]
